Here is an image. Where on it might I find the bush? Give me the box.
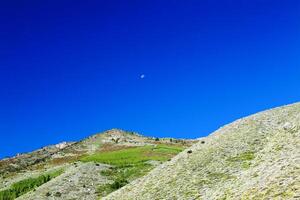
[110,177,128,190]
[45,192,51,197]
[54,192,62,197]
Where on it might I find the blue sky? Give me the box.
[0,0,300,158]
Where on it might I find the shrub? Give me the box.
[110,177,128,190]
[54,192,62,197]
[45,192,51,197]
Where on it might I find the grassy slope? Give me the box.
[81,144,183,166]
[0,169,64,200]
[0,128,195,200]
[1,132,189,200]
[80,144,185,198]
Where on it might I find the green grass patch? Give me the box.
[241,162,251,170]
[81,144,183,166]
[97,163,153,197]
[227,151,255,170]
[87,144,184,198]
[0,169,64,200]
[227,151,255,162]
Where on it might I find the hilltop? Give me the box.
[104,103,300,199]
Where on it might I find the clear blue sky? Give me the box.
[0,0,299,158]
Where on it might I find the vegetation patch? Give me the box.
[97,163,153,197]
[81,144,184,198]
[207,172,235,182]
[50,155,82,166]
[80,144,183,166]
[226,151,255,170]
[227,151,255,162]
[241,162,251,170]
[0,169,64,200]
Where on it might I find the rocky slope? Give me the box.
[0,129,195,200]
[104,103,300,200]
[17,162,111,200]
[0,142,74,175]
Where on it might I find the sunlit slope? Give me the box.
[0,129,194,200]
[104,103,300,200]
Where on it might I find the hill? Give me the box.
[0,129,195,200]
[104,103,300,200]
[2,103,299,200]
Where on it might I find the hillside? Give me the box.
[0,129,195,200]
[104,103,300,200]
[2,103,299,200]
